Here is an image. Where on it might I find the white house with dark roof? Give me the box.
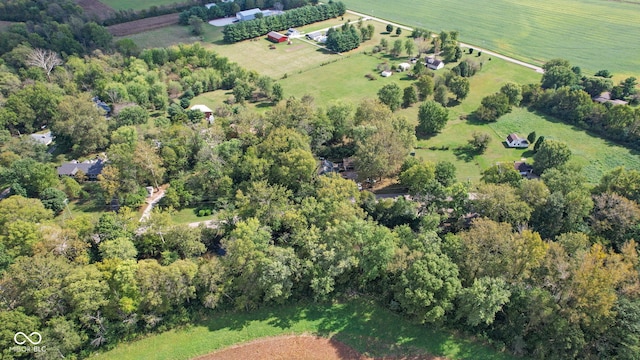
[506,133,529,148]
[426,57,444,70]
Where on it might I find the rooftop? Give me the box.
[57,159,105,177]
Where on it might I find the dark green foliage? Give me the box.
[533,135,545,152]
[532,139,572,174]
[115,106,149,127]
[435,161,456,187]
[402,86,418,108]
[468,132,491,154]
[39,187,67,214]
[223,3,346,43]
[417,100,449,135]
[377,83,402,111]
[474,92,511,122]
[0,158,58,197]
[452,59,481,77]
[527,131,536,144]
[325,25,362,53]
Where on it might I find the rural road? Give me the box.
[345,10,544,73]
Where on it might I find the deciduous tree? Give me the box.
[417,100,449,135]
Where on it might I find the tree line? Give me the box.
[222,2,346,43]
[474,58,640,148]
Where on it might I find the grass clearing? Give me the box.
[93,299,519,360]
[170,207,209,224]
[343,0,640,77]
[100,0,184,11]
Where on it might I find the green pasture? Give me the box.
[414,107,640,184]
[100,0,184,11]
[93,299,519,360]
[343,0,640,77]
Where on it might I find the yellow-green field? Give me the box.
[343,0,640,77]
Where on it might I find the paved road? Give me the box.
[345,10,544,73]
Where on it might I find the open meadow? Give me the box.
[92,299,518,360]
[343,0,640,78]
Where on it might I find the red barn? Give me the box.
[267,31,288,43]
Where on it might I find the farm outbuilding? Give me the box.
[190,104,214,123]
[267,31,288,43]
[236,8,262,22]
[380,70,393,77]
[398,63,411,71]
[506,133,530,148]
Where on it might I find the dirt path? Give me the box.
[107,13,180,36]
[139,184,168,222]
[345,10,544,73]
[193,335,445,360]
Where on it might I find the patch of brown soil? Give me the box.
[107,13,180,36]
[193,335,446,360]
[75,0,114,22]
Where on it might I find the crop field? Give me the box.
[93,299,517,360]
[107,13,180,36]
[343,0,640,77]
[99,0,187,11]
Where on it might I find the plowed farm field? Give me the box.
[107,13,180,36]
[194,335,446,360]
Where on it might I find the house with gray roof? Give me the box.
[57,159,105,180]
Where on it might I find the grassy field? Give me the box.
[93,299,520,360]
[170,207,209,224]
[124,17,639,185]
[414,107,640,183]
[343,0,640,77]
[100,0,185,11]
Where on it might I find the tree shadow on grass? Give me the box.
[454,145,479,162]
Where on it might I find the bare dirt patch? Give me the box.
[193,335,446,360]
[107,13,180,36]
[75,0,115,21]
[0,21,15,30]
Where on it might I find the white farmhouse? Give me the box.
[506,133,529,148]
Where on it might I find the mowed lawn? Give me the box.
[415,107,640,184]
[92,299,520,360]
[343,0,640,77]
[100,0,185,11]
